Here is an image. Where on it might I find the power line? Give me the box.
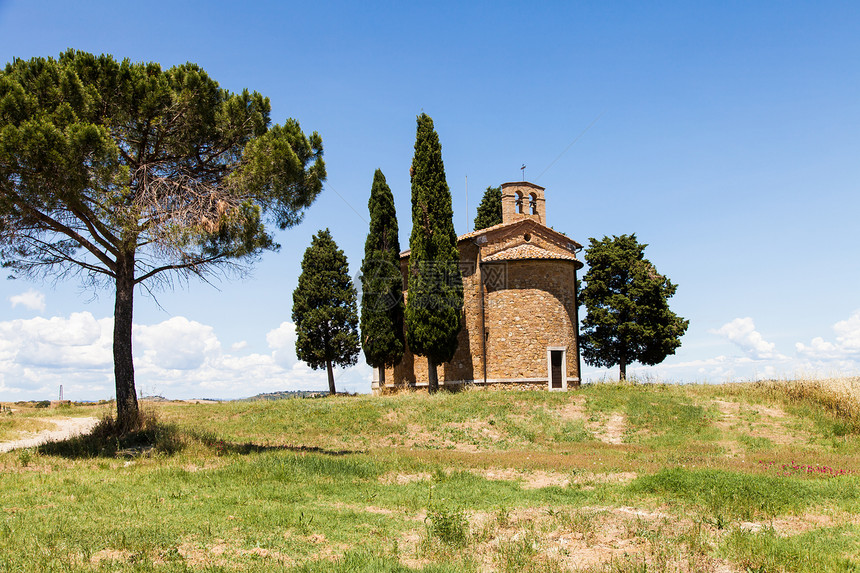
[536,111,605,181]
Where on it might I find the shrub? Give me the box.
[426,505,469,547]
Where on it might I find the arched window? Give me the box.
[515,191,523,214]
[529,193,537,215]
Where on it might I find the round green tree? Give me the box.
[473,185,502,230]
[579,234,689,380]
[405,113,463,393]
[360,169,404,383]
[292,229,360,394]
[0,50,324,429]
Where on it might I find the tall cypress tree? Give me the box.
[292,229,360,394]
[473,185,502,230]
[405,113,463,393]
[360,169,405,384]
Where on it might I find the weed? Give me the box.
[296,511,315,535]
[702,513,729,530]
[17,447,33,467]
[425,505,469,547]
[495,506,511,528]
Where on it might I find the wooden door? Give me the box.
[550,350,563,389]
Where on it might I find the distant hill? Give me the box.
[239,390,327,401]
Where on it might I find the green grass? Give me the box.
[723,526,860,572]
[2,379,860,571]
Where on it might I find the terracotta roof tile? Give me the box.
[482,243,579,263]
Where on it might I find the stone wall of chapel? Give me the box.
[442,242,482,383]
[483,260,578,382]
[482,227,573,259]
[377,247,580,393]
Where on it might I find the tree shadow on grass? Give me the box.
[36,412,362,459]
[196,432,362,457]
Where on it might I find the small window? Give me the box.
[523,233,531,242]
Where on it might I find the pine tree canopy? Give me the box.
[0,50,325,427]
[473,185,502,230]
[405,113,463,371]
[579,234,689,380]
[360,169,404,369]
[292,229,360,386]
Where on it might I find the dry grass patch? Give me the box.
[471,467,637,490]
[712,399,811,450]
[378,470,432,485]
[590,412,627,445]
[412,504,745,573]
[408,445,644,476]
[554,396,588,422]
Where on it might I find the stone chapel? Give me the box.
[373,181,583,394]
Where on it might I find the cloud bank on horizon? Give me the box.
[1,291,371,400]
[2,289,858,401]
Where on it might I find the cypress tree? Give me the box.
[360,169,405,384]
[473,185,502,230]
[579,234,689,380]
[405,114,463,393]
[292,229,360,394]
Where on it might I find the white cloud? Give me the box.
[9,289,46,312]
[0,312,113,369]
[135,317,221,370]
[796,310,860,362]
[266,321,299,367]
[0,314,371,400]
[711,317,783,359]
[833,311,860,354]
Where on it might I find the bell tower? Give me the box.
[501,181,546,225]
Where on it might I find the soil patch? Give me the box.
[472,468,637,489]
[588,412,627,444]
[554,397,587,421]
[0,417,99,453]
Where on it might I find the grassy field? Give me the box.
[1,378,859,572]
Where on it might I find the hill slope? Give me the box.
[1,378,859,572]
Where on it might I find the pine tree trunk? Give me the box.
[378,366,385,385]
[619,360,627,381]
[326,359,336,395]
[113,255,139,430]
[427,357,438,394]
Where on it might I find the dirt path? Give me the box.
[0,417,99,453]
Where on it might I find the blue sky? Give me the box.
[1,1,858,400]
